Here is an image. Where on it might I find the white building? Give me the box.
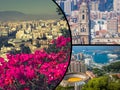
[93,19,107,32]
[114,0,120,12]
[85,58,92,66]
[64,0,71,15]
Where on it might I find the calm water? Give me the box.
[85,51,109,64]
[72,46,120,64]
[93,53,109,64]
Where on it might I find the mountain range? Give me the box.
[0,11,60,21]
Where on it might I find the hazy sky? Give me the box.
[0,0,58,15]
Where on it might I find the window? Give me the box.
[84,29,86,32]
[81,28,83,32]
[81,27,86,32]
[82,15,85,20]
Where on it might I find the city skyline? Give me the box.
[56,0,120,44]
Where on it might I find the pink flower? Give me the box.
[56,36,67,48]
[23,66,35,79]
[24,87,30,90]
[5,77,13,85]
[0,57,5,66]
[0,35,71,89]
[19,79,26,85]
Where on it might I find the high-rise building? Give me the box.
[73,0,78,10]
[89,1,99,11]
[71,0,75,11]
[71,0,78,11]
[99,0,106,11]
[77,53,81,60]
[114,0,120,12]
[107,18,118,34]
[105,0,113,11]
[56,0,64,11]
[68,60,87,73]
[60,1,64,11]
[118,16,120,33]
[64,0,71,15]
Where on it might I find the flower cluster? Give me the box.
[0,36,71,90]
[52,36,71,48]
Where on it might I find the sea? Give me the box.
[72,46,120,64]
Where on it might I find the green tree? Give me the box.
[56,86,74,90]
[102,61,120,73]
[20,44,31,54]
[92,68,105,76]
[60,28,70,37]
[82,75,120,90]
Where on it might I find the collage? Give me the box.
[55,0,120,90]
[0,0,120,90]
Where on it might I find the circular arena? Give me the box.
[60,73,89,90]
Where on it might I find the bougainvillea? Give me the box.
[0,36,71,90]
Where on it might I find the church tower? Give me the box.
[78,0,90,44]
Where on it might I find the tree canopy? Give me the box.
[82,75,120,90]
